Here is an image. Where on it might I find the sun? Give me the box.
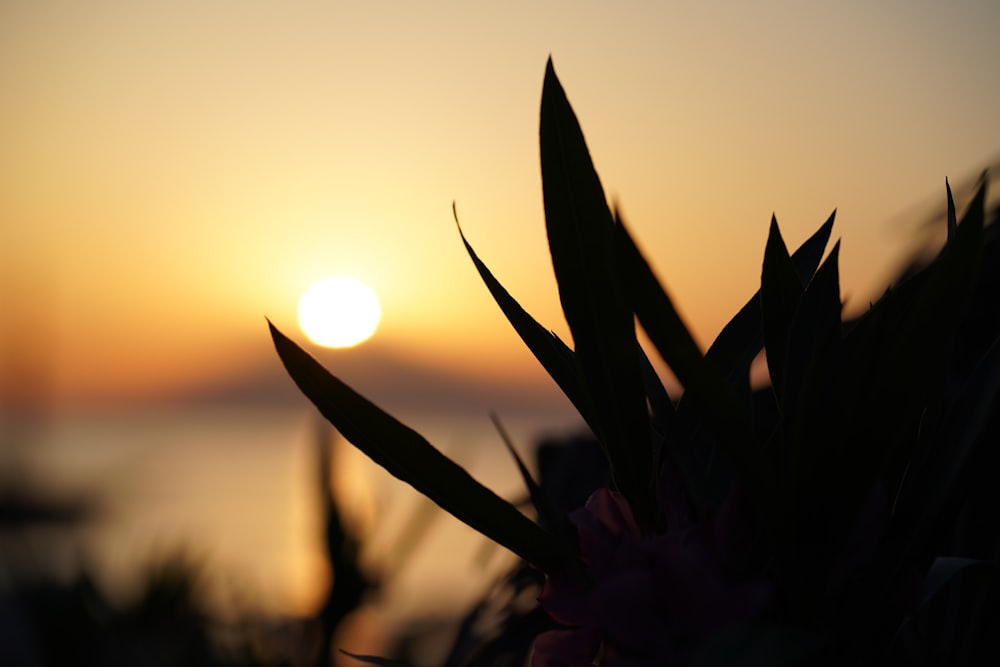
[297,276,381,348]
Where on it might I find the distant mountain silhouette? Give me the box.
[170,338,580,420]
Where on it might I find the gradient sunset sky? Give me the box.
[2,0,998,407]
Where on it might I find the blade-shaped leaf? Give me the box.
[919,557,998,611]
[856,181,992,609]
[890,556,1000,664]
[704,211,835,378]
[946,178,957,241]
[842,180,987,485]
[774,243,846,540]
[540,59,654,523]
[455,208,599,437]
[489,412,563,540]
[892,334,1000,571]
[760,215,806,400]
[780,242,844,455]
[269,321,571,572]
[614,215,758,486]
[637,343,676,445]
[668,212,834,515]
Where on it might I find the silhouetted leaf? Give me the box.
[919,558,998,610]
[760,215,805,399]
[614,212,761,514]
[780,242,843,489]
[892,555,1000,664]
[893,334,1000,572]
[667,212,835,515]
[946,178,957,242]
[455,208,598,437]
[269,322,571,573]
[768,243,851,574]
[842,180,987,490]
[637,344,675,444]
[703,211,835,379]
[540,59,654,523]
[490,412,563,540]
[615,215,753,443]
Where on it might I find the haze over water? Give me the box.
[6,372,584,620]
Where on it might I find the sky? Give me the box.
[2,0,999,409]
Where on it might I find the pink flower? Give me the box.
[533,488,771,667]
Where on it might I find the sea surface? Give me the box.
[2,402,585,634]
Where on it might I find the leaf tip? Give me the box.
[266,317,281,339]
[542,57,564,99]
[452,200,464,235]
[946,177,957,240]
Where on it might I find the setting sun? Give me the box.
[297,276,381,348]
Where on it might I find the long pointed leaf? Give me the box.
[540,59,654,523]
[637,343,676,443]
[455,208,599,437]
[842,180,987,485]
[919,558,998,611]
[614,215,757,485]
[489,412,568,544]
[946,178,957,241]
[669,212,834,514]
[760,215,806,399]
[782,242,843,473]
[704,211,835,377]
[774,243,847,552]
[269,321,571,572]
[894,334,1000,570]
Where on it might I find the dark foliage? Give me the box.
[272,59,1000,665]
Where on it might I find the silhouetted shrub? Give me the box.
[272,59,1000,666]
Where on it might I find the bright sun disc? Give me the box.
[298,276,381,348]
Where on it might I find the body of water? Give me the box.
[2,402,585,635]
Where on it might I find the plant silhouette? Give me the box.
[272,59,1000,665]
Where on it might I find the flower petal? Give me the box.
[539,569,593,626]
[531,628,600,667]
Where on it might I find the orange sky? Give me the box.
[2,1,999,407]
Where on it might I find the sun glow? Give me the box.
[297,276,381,348]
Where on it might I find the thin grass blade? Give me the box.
[489,412,559,536]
